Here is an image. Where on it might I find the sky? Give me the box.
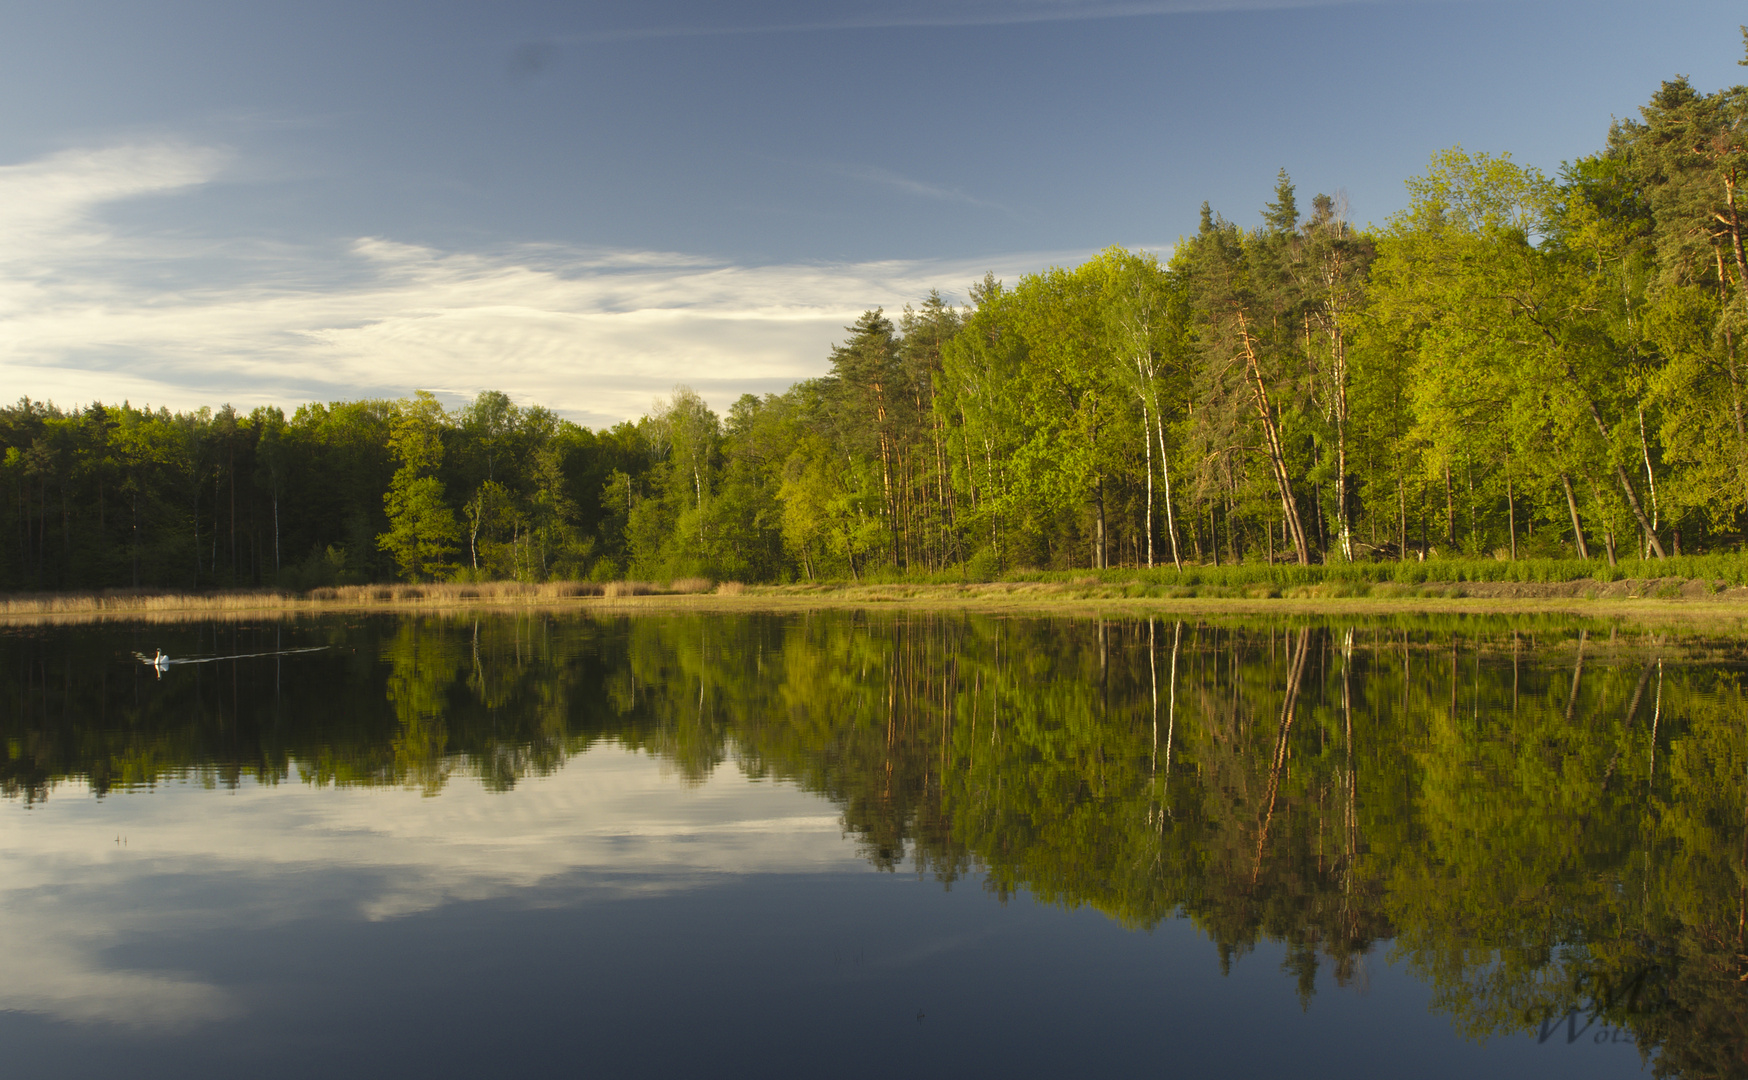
[0,0,1743,428]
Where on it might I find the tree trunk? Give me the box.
[1562,474,1590,559]
[1157,415,1181,569]
[1226,493,1239,564]
[1333,332,1352,562]
[876,424,897,569]
[1507,471,1517,560]
[1638,405,1659,545]
[1095,475,1107,570]
[1562,359,1666,557]
[1444,464,1454,548]
[1235,311,1310,563]
[694,464,705,544]
[931,404,949,569]
[1724,167,1748,290]
[1594,481,1618,567]
[1397,473,1407,562]
[1612,465,1662,558]
[1139,395,1154,569]
[1585,403,1668,556]
[1467,465,1477,553]
[1419,477,1427,558]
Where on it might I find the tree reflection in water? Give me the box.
[2,611,1744,1077]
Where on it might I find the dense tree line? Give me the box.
[7,53,1748,589]
[0,390,644,589]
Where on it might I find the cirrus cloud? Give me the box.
[0,143,1106,428]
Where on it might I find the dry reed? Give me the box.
[305,581,608,603]
[0,578,628,619]
[8,575,1748,627]
[0,575,742,618]
[603,581,653,598]
[0,588,300,616]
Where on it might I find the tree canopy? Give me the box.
[10,45,1748,587]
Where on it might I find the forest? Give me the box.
[5,54,1748,590]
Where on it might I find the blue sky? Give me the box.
[0,0,1742,427]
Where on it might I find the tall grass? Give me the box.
[5,555,1745,621]
[306,581,607,602]
[967,553,1748,589]
[0,587,302,616]
[0,577,726,618]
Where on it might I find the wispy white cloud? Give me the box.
[0,143,223,256]
[0,142,1102,427]
[831,164,1010,211]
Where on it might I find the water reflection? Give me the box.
[2,611,1745,1076]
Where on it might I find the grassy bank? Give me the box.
[4,558,1748,624]
[0,578,718,620]
[744,575,1740,604]
[880,552,1748,589]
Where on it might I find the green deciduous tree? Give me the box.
[379,391,462,581]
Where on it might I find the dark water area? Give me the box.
[1,611,1744,1078]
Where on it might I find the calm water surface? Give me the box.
[2,611,1743,1078]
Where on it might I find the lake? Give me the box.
[1,610,1741,1078]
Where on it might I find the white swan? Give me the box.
[151,649,169,668]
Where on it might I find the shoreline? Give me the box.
[2,576,1747,625]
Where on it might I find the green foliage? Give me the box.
[379,392,461,582]
[11,47,1748,589]
[380,475,461,582]
[0,388,662,589]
